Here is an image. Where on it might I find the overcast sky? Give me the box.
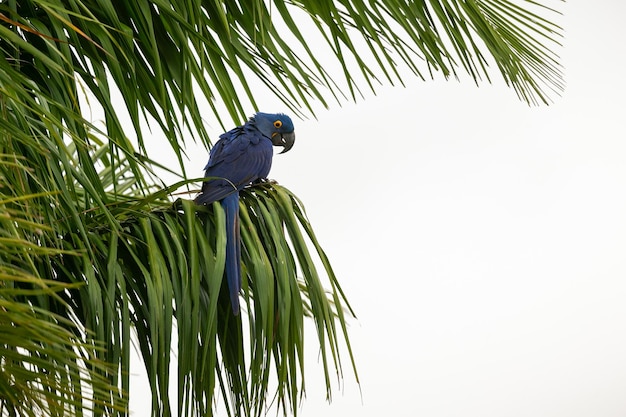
[130,2,626,416]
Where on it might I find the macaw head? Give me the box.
[252,112,295,153]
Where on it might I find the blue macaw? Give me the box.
[195,112,295,314]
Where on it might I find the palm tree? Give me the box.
[0,1,562,416]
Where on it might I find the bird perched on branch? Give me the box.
[195,112,295,314]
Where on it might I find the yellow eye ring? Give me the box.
[274,120,282,128]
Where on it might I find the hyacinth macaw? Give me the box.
[194,112,295,314]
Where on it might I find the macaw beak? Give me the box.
[272,131,295,154]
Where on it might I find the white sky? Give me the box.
[131,1,626,416]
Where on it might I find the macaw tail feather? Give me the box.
[222,192,242,315]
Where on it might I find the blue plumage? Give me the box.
[195,112,295,314]
[221,192,241,314]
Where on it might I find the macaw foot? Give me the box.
[252,178,278,186]
[248,178,278,195]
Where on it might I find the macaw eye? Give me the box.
[274,120,282,128]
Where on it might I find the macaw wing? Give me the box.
[203,127,245,169]
[195,130,272,204]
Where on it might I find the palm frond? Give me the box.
[0,193,122,416]
[3,0,563,163]
[36,177,353,416]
